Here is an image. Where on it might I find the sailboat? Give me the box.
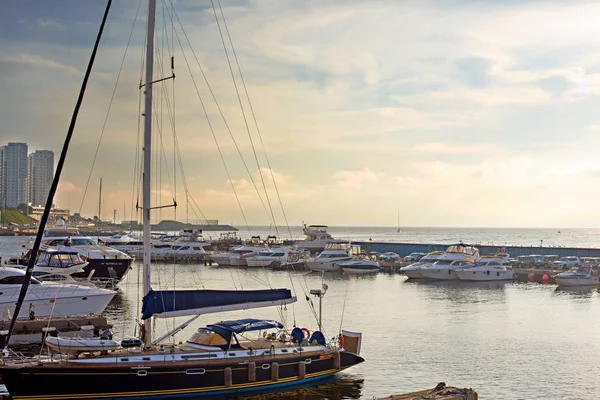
[0,2,364,399]
[397,210,401,233]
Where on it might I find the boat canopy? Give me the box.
[209,318,283,334]
[141,288,296,319]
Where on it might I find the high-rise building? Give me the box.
[27,150,54,206]
[0,143,28,208]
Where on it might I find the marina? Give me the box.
[1,0,600,398]
[1,227,600,398]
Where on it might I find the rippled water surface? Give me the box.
[2,232,600,399]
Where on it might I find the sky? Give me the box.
[3,0,600,228]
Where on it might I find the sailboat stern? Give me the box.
[341,330,362,355]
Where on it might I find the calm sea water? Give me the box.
[219,225,600,249]
[2,228,600,399]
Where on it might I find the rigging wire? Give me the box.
[165,8,252,233]
[210,0,279,237]
[216,0,293,239]
[78,0,144,215]
[167,3,274,229]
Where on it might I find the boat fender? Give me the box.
[338,333,344,348]
[301,328,310,339]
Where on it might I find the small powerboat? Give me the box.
[554,264,598,286]
[338,257,381,274]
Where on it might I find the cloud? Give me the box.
[36,18,64,30]
[412,142,496,155]
[0,53,80,75]
[57,181,80,193]
[334,168,384,189]
[7,0,600,227]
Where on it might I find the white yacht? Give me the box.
[101,232,139,245]
[295,224,334,252]
[211,245,268,267]
[23,226,134,286]
[306,241,359,272]
[400,251,445,279]
[30,250,90,281]
[419,243,480,281]
[421,259,475,280]
[0,267,116,319]
[338,256,381,274]
[229,246,268,266]
[554,264,599,286]
[455,258,516,281]
[245,247,308,268]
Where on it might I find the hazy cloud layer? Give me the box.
[2,0,600,228]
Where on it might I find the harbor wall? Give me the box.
[353,241,600,258]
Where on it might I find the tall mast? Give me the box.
[142,0,156,348]
[98,177,102,222]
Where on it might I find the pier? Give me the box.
[0,315,110,347]
[354,240,600,259]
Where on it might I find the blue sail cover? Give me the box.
[141,289,295,320]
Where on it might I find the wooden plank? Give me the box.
[377,383,477,400]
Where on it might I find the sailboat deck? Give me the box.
[3,341,330,369]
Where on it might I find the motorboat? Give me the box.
[230,246,269,266]
[0,3,364,397]
[101,232,139,245]
[295,224,335,252]
[129,242,207,262]
[400,251,445,279]
[421,259,475,280]
[554,264,599,286]
[245,247,308,268]
[30,250,90,282]
[455,257,516,281]
[0,266,115,319]
[211,245,268,267]
[23,225,134,286]
[419,243,480,281]
[306,241,360,272]
[338,256,381,274]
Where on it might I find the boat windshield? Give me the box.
[39,253,83,267]
[434,260,452,266]
[568,265,590,274]
[187,328,228,346]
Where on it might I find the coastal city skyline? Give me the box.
[0,142,54,209]
[4,2,600,228]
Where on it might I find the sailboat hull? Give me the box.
[0,350,364,399]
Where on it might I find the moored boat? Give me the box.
[554,264,598,286]
[338,257,381,274]
[455,257,516,282]
[306,241,359,273]
[0,3,365,398]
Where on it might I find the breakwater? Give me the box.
[353,241,600,258]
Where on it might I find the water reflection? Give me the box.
[238,375,364,400]
[407,279,510,291]
[407,279,509,304]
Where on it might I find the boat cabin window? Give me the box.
[0,275,41,285]
[434,260,452,266]
[188,328,227,346]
